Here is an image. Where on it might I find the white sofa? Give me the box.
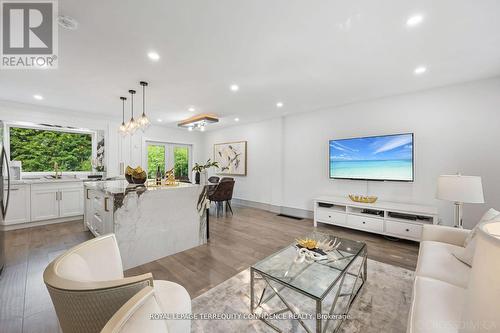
[407,222,500,333]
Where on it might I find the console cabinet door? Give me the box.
[59,186,84,217]
[3,185,30,225]
[31,186,59,221]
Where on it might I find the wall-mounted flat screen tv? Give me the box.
[329,133,414,182]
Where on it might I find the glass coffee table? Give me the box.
[250,232,367,333]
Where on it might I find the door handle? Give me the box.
[2,147,10,218]
[104,197,110,212]
[86,189,90,199]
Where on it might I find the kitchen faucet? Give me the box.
[54,162,62,179]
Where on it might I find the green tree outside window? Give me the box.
[9,127,92,172]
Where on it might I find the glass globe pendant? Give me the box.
[118,96,128,136]
[127,89,138,134]
[138,81,151,132]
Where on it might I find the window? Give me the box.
[147,144,166,179]
[174,146,189,178]
[146,142,191,180]
[9,126,93,172]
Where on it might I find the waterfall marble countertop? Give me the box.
[84,179,205,270]
[83,179,200,196]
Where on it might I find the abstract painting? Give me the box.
[214,141,247,176]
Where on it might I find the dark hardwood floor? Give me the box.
[0,205,419,332]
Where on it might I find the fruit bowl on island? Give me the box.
[125,166,147,184]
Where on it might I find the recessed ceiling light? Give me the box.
[234,118,240,122]
[414,66,427,75]
[230,84,239,92]
[157,119,163,122]
[148,52,160,61]
[188,107,195,112]
[33,94,44,100]
[406,14,424,27]
[276,102,284,108]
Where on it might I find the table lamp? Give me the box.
[436,174,484,228]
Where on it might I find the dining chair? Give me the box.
[207,180,235,217]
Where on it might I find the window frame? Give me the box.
[143,138,192,180]
[4,121,98,176]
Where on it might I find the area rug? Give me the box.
[192,259,414,333]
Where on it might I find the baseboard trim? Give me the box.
[231,198,313,219]
[0,215,83,231]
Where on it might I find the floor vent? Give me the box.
[277,214,303,220]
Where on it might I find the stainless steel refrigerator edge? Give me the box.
[0,120,11,275]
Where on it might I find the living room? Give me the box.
[0,1,499,333]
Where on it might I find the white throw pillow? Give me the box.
[454,208,500,266]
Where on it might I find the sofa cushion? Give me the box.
[455,209,500,267]
[416,241,470,288]
[464,208,500,247]
[407,276,465,333]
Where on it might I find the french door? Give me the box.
[146,142,192,180]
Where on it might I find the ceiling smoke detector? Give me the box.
[57,15,79,30]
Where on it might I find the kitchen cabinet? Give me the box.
[59,186,84,217]
[3,184,30,225]
[84,188,113,236]
[31,185,59,221]
[31,182,84,222]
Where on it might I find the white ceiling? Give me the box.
[1,0,500,129]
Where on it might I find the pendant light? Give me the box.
[127,89,138,134]
[119,96,128,136]
[138,81,151,131]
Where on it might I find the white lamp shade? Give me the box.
[436,175,484,203]
[460,222,500,332]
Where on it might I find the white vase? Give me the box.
[200,170,208,185]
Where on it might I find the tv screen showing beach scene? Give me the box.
[329,133,414,181]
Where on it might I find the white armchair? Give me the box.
[101,286,168,333]
[43,234,191,333]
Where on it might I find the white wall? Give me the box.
[203,78,500,228]
[203,118,284,207]
[0,101,204,178]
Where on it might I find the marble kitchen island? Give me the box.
[83,180,206,269]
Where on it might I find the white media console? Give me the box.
[313,196,438,241]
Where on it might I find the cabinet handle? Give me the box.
[406,229,410,232]
[56,192,59,201]
[362,221,366,224]
[86,189,90,199]
[60,191,62,201]
[104,197,110,212]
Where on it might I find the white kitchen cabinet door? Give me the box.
[31,187,59,221]
[59,186,84,217]
[3,185,30,225]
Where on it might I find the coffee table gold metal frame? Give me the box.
[250,235,367,333]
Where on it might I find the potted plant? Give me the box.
[192,159,219,184]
